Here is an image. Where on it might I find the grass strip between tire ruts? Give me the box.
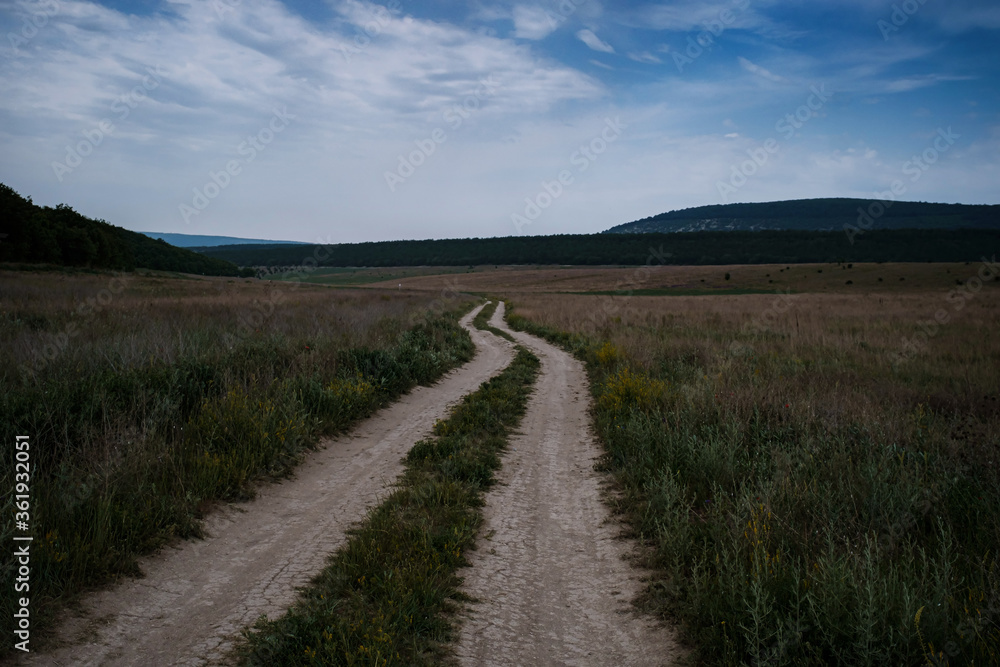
[472,299,516,343]
[236,342,538,666]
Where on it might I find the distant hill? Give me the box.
[0,184,247,276]
[194,229,999,268]
[605,198,1000,234]
[140,232,308,248]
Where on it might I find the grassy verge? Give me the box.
[0,273,476,653]
[472,300,516,343]
[237,345,539,665]
[506,298,1000,667]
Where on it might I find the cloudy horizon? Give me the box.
[1,0,998,243]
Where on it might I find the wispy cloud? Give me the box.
[0,0,605,237]
[622,0,770,32]
[512,5,558,39]
[628,51,662,64]
[576,28,615,53]
[883,74,976,93]
[737,56,787,83]
[0,0,996,242]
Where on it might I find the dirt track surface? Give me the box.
[455,303,679,666]
[19,304,513,667]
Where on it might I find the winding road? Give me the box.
[455,304,679,666]
[19,302,677,666]
[20,304,513,666]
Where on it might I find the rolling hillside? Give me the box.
[604,198,1000,234]
[0,184,247,276]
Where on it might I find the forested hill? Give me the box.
[195,229,998,268]
[605,198,1000,234]
[0,184,246,276]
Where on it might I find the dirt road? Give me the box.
[455,303,679,666]
[21,304,513,667]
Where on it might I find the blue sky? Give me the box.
[1,0,998,243]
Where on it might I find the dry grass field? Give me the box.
[4,261,998,665]
[3,270,462,372]
[0,269,476,652]
[367,261,992,295]
[501,265,1000,665]
[261,265,473,287]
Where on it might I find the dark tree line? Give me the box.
[0,184,246,276]
[197,228,1000,269]
[6,181,994,273]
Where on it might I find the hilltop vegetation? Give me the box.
[196,229,999,269]
[0,184,247,276]
[605,198,1000,234]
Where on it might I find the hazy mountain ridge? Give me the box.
[140,232,308,248]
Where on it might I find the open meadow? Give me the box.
[3,260,998,666]
[491,265,1000,665]
[366,261,992,296]
[0,269,476,650]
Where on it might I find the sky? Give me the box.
[1,0,998,243]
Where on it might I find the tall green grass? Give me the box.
[238,347,539,665]
[507,306,1000,666]
[0,273,475,654]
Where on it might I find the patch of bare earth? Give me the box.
[454,303,679,666]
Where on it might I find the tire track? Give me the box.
[455,302,679,666]
[18,304,514,666]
